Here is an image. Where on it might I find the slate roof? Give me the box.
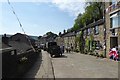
[1,33,34,54]
[62,31,76,37]
[81,19,104,30]
[10,33,36,46]
[9,41,32,54]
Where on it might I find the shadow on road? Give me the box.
[53,54,67,58]
[61,55,67,58]
[22,52,42,78]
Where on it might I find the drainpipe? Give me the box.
[103,2,106,58]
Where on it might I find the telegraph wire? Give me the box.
[7,1,54,79]
[7,0,25,33]
[7,0,36,52]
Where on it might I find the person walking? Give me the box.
[60,45,64,56]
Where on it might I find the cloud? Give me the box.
[31,0,85,17]
[3,0,85,17]
[51,0,85,17]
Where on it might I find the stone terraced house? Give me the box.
[55,32,76,52]
[80,19,105,56]
[55,2,120,58]
[105,1,120,57]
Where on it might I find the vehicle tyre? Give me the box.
[50,54,53,58]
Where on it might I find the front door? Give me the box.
[110,37,118,48]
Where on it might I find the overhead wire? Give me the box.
[7,0,36,52]
[7,1,52,79]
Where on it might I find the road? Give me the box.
[23,50,119,79]
[52,52,118,78]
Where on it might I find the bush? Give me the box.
[84,48,88,54]
[74,49,79,53]
[99,54,104,58]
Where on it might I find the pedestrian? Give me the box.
[109,47,118,61]
[62,45,64,53]
[60,46,62,56]
[68,46,71,53]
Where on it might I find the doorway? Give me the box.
[110,37,118,48]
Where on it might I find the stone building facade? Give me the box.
[63,32,76,51]
[55,36,64,47]
[105,1,120,57]
[81,19,105,56]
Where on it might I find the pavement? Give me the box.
[52,52,118,78]
[23,50,54,79]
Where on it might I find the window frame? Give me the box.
[110,11,120,29]
[94,26,99,35]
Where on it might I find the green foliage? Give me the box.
[84,34,95,54]
[85,2,104,21]
[89,34,94,51]
[99,53,104,58]
[67,28,72,33]
[85,38,89,48]
[90,34,94,41]
[71,13,84,32]
[63,29,66,34]
[75,36,80,43]
[59,32,61,36]
[84,38,89,54]
[46,31,58,38]
[75,31,84,53]
[72,2,104,32]
[74,49,79,53]
[38,36,42,39]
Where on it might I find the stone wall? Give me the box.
[55,37,64,46]
[94,24,104,56]
[64,36,76,51]
[118,28,120,51]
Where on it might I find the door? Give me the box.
[110,37,118,48]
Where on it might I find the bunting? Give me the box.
[105,2,119,13]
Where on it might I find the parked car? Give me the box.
[46,42,62,57]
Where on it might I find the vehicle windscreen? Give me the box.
[48,42,57,47]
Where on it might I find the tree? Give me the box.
[63,29,66,34]
[73,2,104,30]
[46,31,58,38]
[72,13,83,31]
[59,32,61,36]
[38,36,42,39]
[75,31,85,53]
[85,2,104,21]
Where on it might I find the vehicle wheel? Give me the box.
[50,54,53,58]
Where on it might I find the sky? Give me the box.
[0,0,85,36]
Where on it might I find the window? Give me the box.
[84,30,86,35]
[88,28,91,35]
[110,11,120,28]
[94,26,99,35]
[110,29,115,35]
[110,0,116,5]
[112,1,116,4]
[86,29,88,35]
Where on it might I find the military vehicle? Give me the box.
[46,42,62,57]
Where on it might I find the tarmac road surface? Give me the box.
[52,52,118,78]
